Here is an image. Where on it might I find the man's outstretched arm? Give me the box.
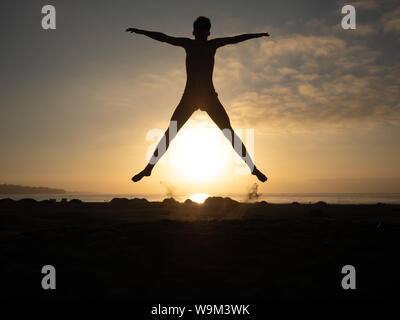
[212,33,269,48]
[126,28,189,47]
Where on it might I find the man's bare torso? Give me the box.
[184,39,217,94]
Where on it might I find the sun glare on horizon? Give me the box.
[190,193,209,204]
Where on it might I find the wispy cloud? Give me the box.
[212,15,400,131]
[382,7,400,32]
[349,0,380,10]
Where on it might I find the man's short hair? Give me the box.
[193,16,211,31]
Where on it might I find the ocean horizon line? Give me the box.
[2,192,400,205]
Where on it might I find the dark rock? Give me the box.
[163,198,179,206]
[69,199,83,204]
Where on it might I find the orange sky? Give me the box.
[1,0,400,195]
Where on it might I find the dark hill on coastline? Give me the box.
[0,183,65,194]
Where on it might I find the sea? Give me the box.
[1,193,400,204]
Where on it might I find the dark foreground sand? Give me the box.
[1,197,400,300]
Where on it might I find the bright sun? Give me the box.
[190,193,209,204]
[169,124,228,181]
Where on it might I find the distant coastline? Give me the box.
[0,184,66,195]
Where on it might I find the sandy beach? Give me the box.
[1,197,400,300]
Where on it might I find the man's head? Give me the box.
[193,16,211,40]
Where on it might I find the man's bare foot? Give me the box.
[131,166,153,182]
[252,167,268,182]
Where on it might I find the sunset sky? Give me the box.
[1,0,400,195]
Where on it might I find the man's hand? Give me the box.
[126,28,143,34]
[260,32,270,37]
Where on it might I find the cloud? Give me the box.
[345,0,399,10]
[334,1,400,36]
[350,0,380,10]
[349,25,378,36]
[213,32,399,131]
[382,7,400,32]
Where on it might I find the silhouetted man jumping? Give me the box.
[127,16,268,182]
